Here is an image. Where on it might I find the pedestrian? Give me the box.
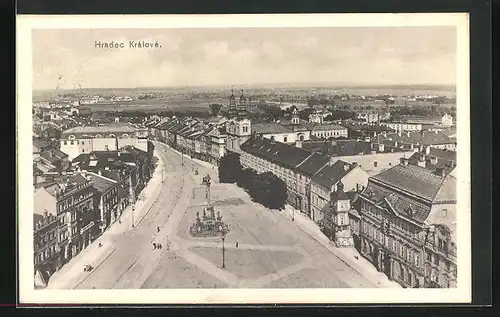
[236,242,239,248]
[157,226,160,233]
[99,242,102,248]
[158,243,162,249]
[153,243,157,249]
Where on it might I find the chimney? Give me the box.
[378,143,385,152]
[430,156,438,165]
[425,146,431,155]
[406,132,410,137]
[398,131,402,137]
[383,132,387,138]
[295,140,302,148]
[98,170,102,176]
[417,155,426,168]
[400,157,409,166]
[438,168,447,177]
[344,164,350,171]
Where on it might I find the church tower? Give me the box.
[238,89,248,116]
[291,107,300,125]
[227,88,237,118]
[330,181,354,247]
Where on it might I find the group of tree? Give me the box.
[257,104,285,120]
[111,109,211,119]
[218,153,287,210]
[389,105,454,117]
[324,110,356,121]
[209,103,222,116]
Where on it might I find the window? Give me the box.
[70,140,74,145]
[374,161,378,167]
[81,141,84,145]
[63,141,67,145]
[283,137,288,143]
[434,255,439,266]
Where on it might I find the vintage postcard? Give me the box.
[17,13,471,304]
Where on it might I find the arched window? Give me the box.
[300,135,304,141]
[283,136,288,143]
[109,134,116,138]
[68,135,75,140]
[121,134,129,138]
[95,134,102,138]
[270,136,275,141]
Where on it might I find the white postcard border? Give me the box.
[17,13,471,304]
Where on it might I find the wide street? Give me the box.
[72,143,377,289]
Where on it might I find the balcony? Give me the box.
[80,221,95,234]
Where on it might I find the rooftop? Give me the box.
[296,152,330,177]
[373,130,455,145]
[241,137,312,169]
[307,123,347,131]
[62,124,137,136]
[372,163,446,202]
[252,122,292,134]
[87,172,117,193]
[311,160,354,189]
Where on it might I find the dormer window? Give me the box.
[95,134,102,138]
[122,134,129,138]
[109,134,116,138]
[68,135,75,140]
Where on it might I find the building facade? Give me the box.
[308,124,348,139]
[357,159,457,288]
[33,211,58,284]
[60,124,148,160]
[52,174,96,267]
[87,172,119,233]
[381,122,423,133]
[310,160,369,223]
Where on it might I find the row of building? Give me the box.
[33,145,155,287]
[237,133,457,289]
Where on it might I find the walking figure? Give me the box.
[98,242,102,248]
[157,226,160,233]
[236,242,239,248]
[153,243,157,250]
[158,243,162,249]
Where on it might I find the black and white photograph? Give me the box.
[17,13,471,304]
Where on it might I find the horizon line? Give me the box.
[34,82,456,93]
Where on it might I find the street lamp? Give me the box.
[219,225,227,269]
[132,206,135,228]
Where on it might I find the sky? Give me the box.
[32,27,457,91]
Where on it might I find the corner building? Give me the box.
[357,158,457,288]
